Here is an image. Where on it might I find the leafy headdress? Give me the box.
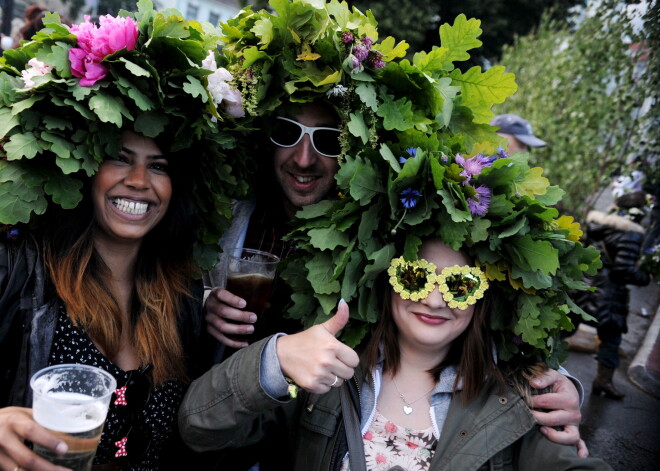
[0,0,250,267]
[218,0,601,366]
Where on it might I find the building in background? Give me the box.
[2,0,241,41]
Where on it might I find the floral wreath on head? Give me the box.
[0,0,251,268]
[216,0,601,366]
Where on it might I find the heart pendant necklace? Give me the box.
[391,376,435,415]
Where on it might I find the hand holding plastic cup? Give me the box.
[224,248,279,342]
[30,364,116,471]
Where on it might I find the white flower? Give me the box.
[326,84,348,97]
[21,58,52,88]
[203,52,245,118]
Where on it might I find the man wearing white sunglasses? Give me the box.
[204,101,343,351]
[270,102,342,218]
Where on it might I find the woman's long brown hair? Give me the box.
[43,148,198,386]
[363,285,505,404]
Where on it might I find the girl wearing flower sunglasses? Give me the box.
[180,238,611,471]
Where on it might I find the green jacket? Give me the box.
[179,337,611,471]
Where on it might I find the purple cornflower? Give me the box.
[366,50,385,69]
[493,146,509,160]
[455,153,492,184]
[468,185,492,216]
[400,188,422,209]
[341,31,355,45]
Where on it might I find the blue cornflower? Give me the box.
[400,188,422,208]
[399,148,417,165]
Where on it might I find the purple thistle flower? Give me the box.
[361,36,373,49]
[366,50,385,69]
[400,188,422,209]
[353,43,369,61]
[341,31,355,45]
[456,153,492,184]
[348,54,362,72]
[468,185,492,216]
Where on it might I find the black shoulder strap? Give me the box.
[340,382,367,471]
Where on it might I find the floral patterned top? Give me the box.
[340,409,437,471]
[49,304,184,470]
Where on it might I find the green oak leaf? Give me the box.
[182,75,208,102]
[341,252,364,302]
[412,47,452,74]
[134,112,169,137]
[89,93,130,126]
[44,173,83,208]
[375,36,409,61]
[0,107,19,137]
[510,235,560,275]
[379,144,401,173]
[5,132,40,160]
[347,112,369,144]
[449,66,517,124]
[377,96,414,131]
[435,77,461,128]
[309,225,349,250]
[119,58,151,77]
[355,83,378,111]
[440,14,483,64]
[306,252,341,295]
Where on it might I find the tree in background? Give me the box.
[239,1,580,63]
[496,0,657,217]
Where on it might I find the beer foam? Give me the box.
[33,391,108,433]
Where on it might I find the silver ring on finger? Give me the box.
[331,375,339,387]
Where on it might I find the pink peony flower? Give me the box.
[68,14,138,86]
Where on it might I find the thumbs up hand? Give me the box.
[276,300,359,394]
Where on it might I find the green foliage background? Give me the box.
[496,0,658,218]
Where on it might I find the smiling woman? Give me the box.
[0,2,250,470]
[92,131,173,245]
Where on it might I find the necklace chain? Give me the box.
[391,376,435,415]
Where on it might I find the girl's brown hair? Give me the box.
[43,148,198,386]
[363,281,505,404]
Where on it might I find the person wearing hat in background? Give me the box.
[490,113,547,154]
[582,191,652,399]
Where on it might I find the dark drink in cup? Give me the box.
[226,273,275,342]
[223,248,280,343]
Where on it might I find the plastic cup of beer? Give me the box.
[225,247,280,342]
[30,364,116,471]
